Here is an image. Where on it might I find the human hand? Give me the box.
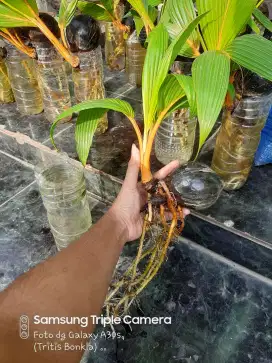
[110,144,190,242]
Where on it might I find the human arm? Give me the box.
[0,145,189,363]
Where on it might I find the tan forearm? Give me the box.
[0,209,127,363]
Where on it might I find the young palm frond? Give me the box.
[0,0,79,67]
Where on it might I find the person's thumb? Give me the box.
[123,144,140,189]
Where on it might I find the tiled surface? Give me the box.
[0,102,71,144]
[1,151,272,363]
[86,238,272,363]
[0,152,34,206]
[0,181,108,292]
[200,161,272,244]
[183,213,272,280]
[0,183,56,291]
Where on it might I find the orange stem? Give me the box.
[60,26,69,50]
[142,103,177,183]
[0,31,35,58]
[33,17,79,67]
[127,116,144,164]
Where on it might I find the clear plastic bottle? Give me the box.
[105,22,125,71]
[126,31,146,87]
[155,109,197,165]
[72,46,108,134]
[33,41,72,123]
[5,44,43,115]
[35,159,92,251]
[0,48,14,104]
[155,60,197,165]
[212,94,272,190]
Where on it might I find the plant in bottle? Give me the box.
[66,14,108,133]
[78,0,130,70]
[51,13,205,315]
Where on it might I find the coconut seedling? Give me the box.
[50,13,206,315]
[67,14,109,133]
[0,0,79,67]
[78,0,132,70]
[156,0,272,156]
[78,0,127,28]
[157,0,272,191]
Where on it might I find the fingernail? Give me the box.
[131,144,140,161]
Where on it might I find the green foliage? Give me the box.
[50,99,135,165]
[1,0,38,17]
[143,14,206,130]
[75,109,106,166]
[226,35,272,81]
[126,0,154,31]
[157,75,186,117]
[162,0,199,57]
[125,7,157,36]
[173,75,197,116]
[78,1,112,21]
[0,0,38,27]
[196,0,257,50]
[148,0,161,6]
[51,15,205,164]
[59,0,79,30]
[161,0,272,152]
[253,8,272,32]
[142,23,169,129]
[247,17,261,34]
[192,51,230,151]
[51,0,272,164]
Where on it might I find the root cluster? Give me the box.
[105,179,185,318]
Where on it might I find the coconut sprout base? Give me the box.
[105,179,185,318]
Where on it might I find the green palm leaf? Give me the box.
[148,0,161,6]
[157,75,186,117]
[192,51,230,151]
[0,0,38,18]
[75,109,106,166]
[99,0,113,15]
[50,99,135,164]
[163,0,199,57]
[127,0,154,30]
[0,4,33,27]
[173,74,197,116]
[59,0,79,29]
[226,34,272,81]
[145,13,207,129]
[134,15,144,36]
[247,17,261,34]
[196,0,257,50]
[0,1,38,27]
[253,8,272,32]
[78,1,113,21]
[142,23,169,129]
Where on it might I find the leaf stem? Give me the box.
[142,99,180,183]
[60,26,69,50]
[128,116,143,166]
[0,30,35,58]
[32,16,79,67]
[257,0,265,8]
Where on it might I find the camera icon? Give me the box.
[19,315,29,339]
